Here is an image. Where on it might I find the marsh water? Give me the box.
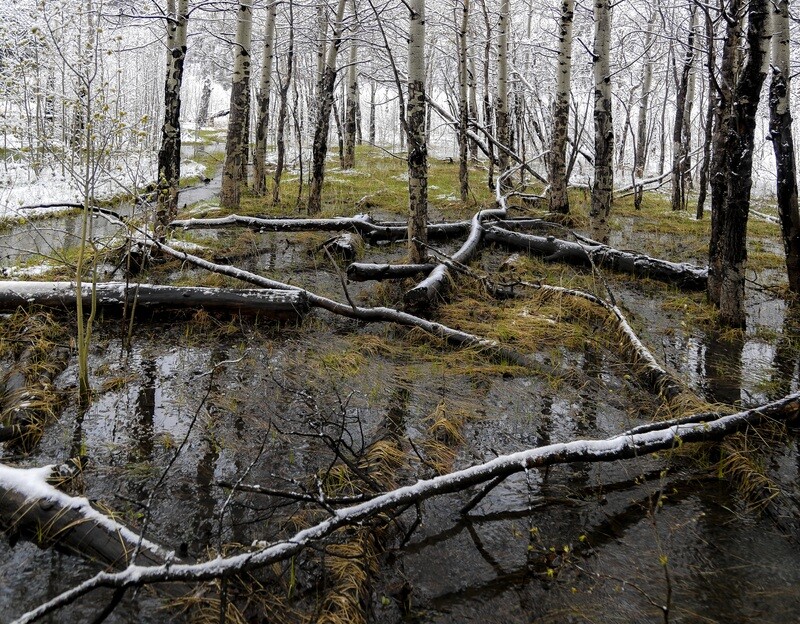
[2,204,800,623]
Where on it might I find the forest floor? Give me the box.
[2,144,800,623]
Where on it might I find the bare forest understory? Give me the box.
[3,147,800,623]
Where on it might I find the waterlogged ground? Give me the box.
[2,162,800,622]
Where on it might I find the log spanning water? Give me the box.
[0,282,309,319]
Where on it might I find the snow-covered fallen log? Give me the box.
[0,462,174,568]
[484,227,708,290]
[404,194,508,309]
[15,391,800,624]
[169,213,473,244]
[0,281,309,319]
[346,262,437,281]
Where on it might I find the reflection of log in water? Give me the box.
[701,331,744,405]
[130,359,156,464]
[401,475,702,617]
[771,306,800,399]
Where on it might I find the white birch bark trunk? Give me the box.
[155,0,188,236]
[670,7,696,212]
[252,1,277,196]
[458,0,470,201]
[769,0,800,293]
[342,0,358,170]
[407,0,428,263]
[308,0,347,214]
[590,0,613,243]
[547,0,574,214]
[468,53,479,161]
[220,0,254,210]
[495,0,511,189]
[633,9,656,181]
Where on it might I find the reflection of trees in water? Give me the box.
[130,358,156,465]
[701,330,744,405]
[771,305,800,399]
[395,473,700,620]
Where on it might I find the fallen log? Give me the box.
[16,391,800,624]
[404,203,508,309]
[484,227,708,290]
[346,262,438,281]
[169,213,474,244]
[0,282,309,319]
[316,232,363,261]
[0,462,174,568]
[403,167,522,309]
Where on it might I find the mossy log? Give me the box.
[0,282,308,319]
[484,227,708,289]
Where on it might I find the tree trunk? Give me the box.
[590,0,613,243]
[483,227,708,289]
[479,0,494,190]
[467,54,479,162]
[219,0,254,210]
[369,80,376,144]
[717,0,770,327]
[252,1,277,196]
[272,0,295,207]
[0,462,176,569]
[658,45,672,175]
[548,0,574,214]
[616,86,635,173]
[407,0,428,263]
[670,7,696,212]
[196,77,211,128]
[155,0,188,237]
[496,0,511,190]
[707,0,740,303]
[457,0,470,202]
[308,0,347,214]
[696,9,715,219]
[343,0,358,170]
[768,0,800,294]
[633,9,656,209]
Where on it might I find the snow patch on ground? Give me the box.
[0,264,53,279]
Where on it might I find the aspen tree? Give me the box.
[253,0,277,196]
[548,0,574,214]
[155,0,188,235]
[407,0,427,263]
[457,0,470,201]
[768,0,800,293]
[715,0,770,327]
[590,0,613,243]
[308,0,347,214]
[342,0,358,169]
[220,0,254,210]
[495,0,510,190]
